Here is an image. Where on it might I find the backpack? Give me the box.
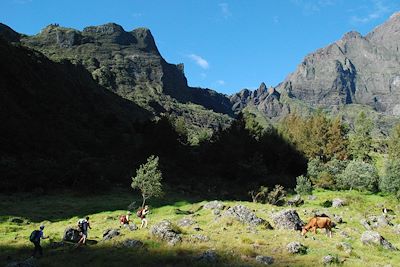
[120,215,128,224]
[136,209,143,218]
[29,230,39,242]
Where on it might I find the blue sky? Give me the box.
[1,0,400,95]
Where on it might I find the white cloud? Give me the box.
[291,0,335,15]
[188,54,209,69]
[217,80,226,85]
[350,0,391,24]
[219,3,232,19]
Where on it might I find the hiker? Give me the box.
[137,205,150,229]
[120,211,131,225]
[30,225,48,257]
[77,216,91,246]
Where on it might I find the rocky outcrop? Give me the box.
[361,231,397,250]
[204,201,225,210]
[255,255,274,265]
[271,209,304,230]
[150,220,182,246]
[63,227,81,243]
[221,205,266,226]
[103,229,120,240]
[287,242,307,254]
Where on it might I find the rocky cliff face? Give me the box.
[17,23,233,130]
[276,12,400,116]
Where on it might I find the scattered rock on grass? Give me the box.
[255,255,274,265]
[204,201,225,210]
[8,217,25,224]
[271,209,303,230]
[393,224,400,234]
[195,250,218,263]
[63,227,81,243]
[177,218,196,227]
[213,209,221,216]
[322,255,340,265]
[150,220,182,246]
[361,231,397,250]
[190,234,210,242]
[333,214,343,224]
[103,229,120,240]
[308,195,317,200]
[332,199,345,208]
[121,239,144,249]
[336,242,352,254]
[287,242,307,254]
[222,205,266,226]
[287,195,304,207]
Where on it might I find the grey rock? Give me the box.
[177,218,196,227]
[322,255,339,265]
[360,219,372,230]
[123,224,138,231]
[332,198,345,208]
[150,220,182,246]
[221,205,266,226]
[336,242,352,254]
[204,201,225,210]
[361,231,397,250]
[255,255,274,265]
[333,214,343,224]
[308,195,317,200]
[8,217,24,224]
[103,229,120,240]
[121,239,144,248]
[287,242,307,254]
[393,224,400,234]
[287,195,304,207]
[63,227,81,243]
[190,234,210,242]
[271,209,304,230]
[195,250,218,263]
[213,209,221,216]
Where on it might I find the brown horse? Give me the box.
[301,217,332,238]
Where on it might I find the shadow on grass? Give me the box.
[0,242,270,267]
[0,188,207,223]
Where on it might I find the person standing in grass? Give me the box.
[119,211,132,226]
[30,225,48,257]
[137,205,150,229]
[77,216,91,246]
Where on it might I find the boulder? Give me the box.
[8,217,25,224]
[271,209,304,230]
[121,239,144,249]
[308,195,317,200]
[221,205,266,226]
[322,255,339,265]
[123,224,138,231]
[287,195,304,207]
[360,219,372,230]
[333,214,343,224]
[336,242,352,254]
[190,234,210,242]
[150,220,182,246]
[204,201,225,210]
[213,209,221,216]
[255,255,274,265]
[361,231,397,250]
[195,250,218,263]
[63,227,81,243]
[393,224,400,234]
[332,199,345,208]
[287,242,307,254]
[177,218,196,227]
[103,229,120,240]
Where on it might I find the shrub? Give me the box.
[295,175,313,196]
[249,186,269,203]
[380,159,400,194]
[267,185,287,206]
[336,160,378,192]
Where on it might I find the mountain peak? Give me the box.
[83,22,125,35]
[0,23,20,42]
[342,31,363,41]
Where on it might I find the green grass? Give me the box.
[1,189,400,266]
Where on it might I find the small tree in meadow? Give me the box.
[131,155,163,208]
[336,160,378,192]
[295,175,313,196]
[380,159,400,195]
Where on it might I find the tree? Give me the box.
[380,159,400,194]
[131,155,163,208]
[349,112,373,162]
[388,124,400,160]
[336,160,378,192]
[295,175,313,196]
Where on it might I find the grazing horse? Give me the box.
[301,217,332,238]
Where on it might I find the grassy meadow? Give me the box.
[1,189,400,266]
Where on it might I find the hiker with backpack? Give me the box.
[30,225,48,257]
[77,216,91,246]
[137,205,150,229]
[119,211,132,226]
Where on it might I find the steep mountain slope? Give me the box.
[16,23,233,130]
[231,12,400,127]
